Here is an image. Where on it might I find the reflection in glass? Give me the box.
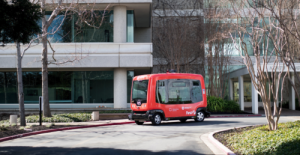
[74,11,114,42]
[127,71,134,103]
[45,10,114,43]
[0,72,17,103]
[127,10,134,42]
[48,72,72,103]
[23,72,42,103]
[0,71,115,104]
[73,71,114,103]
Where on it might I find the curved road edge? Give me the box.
[0,121,135,143]
[201,124,265,155]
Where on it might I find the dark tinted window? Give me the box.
[132,80,148,103]
[191,80,203,103]
[156,79,203,104]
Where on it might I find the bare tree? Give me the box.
[152,0,235,98]
[227,0,297,130]
[38,0,110,117]
[251,0,300,108]
[152,0,205,74]
[203,0,234,97]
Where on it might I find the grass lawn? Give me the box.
[214,120,300,155]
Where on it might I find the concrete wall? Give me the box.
[0,43,153,70]
[134,28,152,43]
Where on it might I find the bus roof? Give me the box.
[133,73,204,81]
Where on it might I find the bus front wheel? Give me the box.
[151,113,162,125]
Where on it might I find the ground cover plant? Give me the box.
[207,96,241,113]
[214,121,300,155]
[0,113,91,124]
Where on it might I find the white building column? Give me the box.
[114,68,127,108]
[251,80,258,114]
[229,78,233,100]
[289,73,295,110]
[238,76,244,111]
[114,5,127,43]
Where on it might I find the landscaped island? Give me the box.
[214,121,300,154]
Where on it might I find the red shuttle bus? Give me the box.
[128,73,210,125]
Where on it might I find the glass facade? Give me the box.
[0,71,133,104]
[0,72,18,103]
[127,71,134,103]
[46,11,114,43]
[233,81,264,102]
[44,10,135,43]
[127,10,134,42]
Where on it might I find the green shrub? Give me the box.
[0,110,132,124]
[0,112,92,124]
[223,100,240,112]
[207,96,241,113]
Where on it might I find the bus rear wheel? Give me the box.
[135,121,144,125]
[194,111,205,122]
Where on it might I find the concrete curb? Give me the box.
[0,121,135,143]
[208,130,236,155]
[209,114,262,118]
[208,124,264,155]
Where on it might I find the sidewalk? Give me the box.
[244,107,300,116]
[26,119,134,126]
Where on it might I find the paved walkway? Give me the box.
[244,107,300,116]
[27,119,134,126]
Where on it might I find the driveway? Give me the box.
[0,116,298,155]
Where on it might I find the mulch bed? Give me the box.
[0,125,81,139]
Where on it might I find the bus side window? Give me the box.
[191,80,202,103]
[168,80,191,104]
[156,80,166,103]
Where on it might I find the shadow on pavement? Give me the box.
[142,119,240,126]
[0,146,206,155]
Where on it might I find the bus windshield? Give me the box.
[132,80,148,103]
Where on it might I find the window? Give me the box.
[127,10,134,42]
[132,80,148,103]
[191,80,203,103]
[0,71,115,104]
[44,10,114,43]
[0,72,17,103]
[156,79,203,104]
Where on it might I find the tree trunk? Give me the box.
[42,11,51,117]
[16,42,26,126]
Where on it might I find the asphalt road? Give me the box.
[0,116,298,155]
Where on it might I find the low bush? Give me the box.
[207,96,241,113]
[0,112,91,124]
